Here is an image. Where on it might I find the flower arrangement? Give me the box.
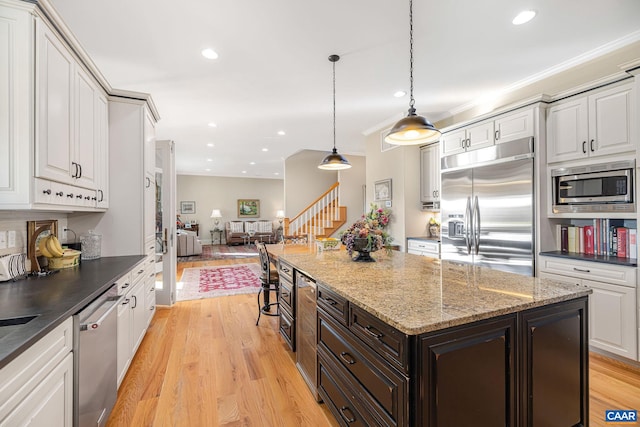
[340,204,392,256]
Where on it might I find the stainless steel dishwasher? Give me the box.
[295,271,320,401]
[74,284,122,427]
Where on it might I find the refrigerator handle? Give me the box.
[465,196,472,254]
[473,196,480,255]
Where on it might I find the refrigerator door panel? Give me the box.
[441,168,473,265]
[472,158,534,276]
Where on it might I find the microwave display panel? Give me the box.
[558,175,629,199]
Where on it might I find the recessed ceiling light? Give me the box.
[277,130,286,136]
[208,122,217,128]
[207,143,214,147]
[201,48,218,59]
[205,168,211,172]
[262,148,268,152]
[512,10,536,25]
[242,170,247,174]
[249,161,256,165]
[394,91,407,98]
[274,172,280,176]
[207,158,213,162]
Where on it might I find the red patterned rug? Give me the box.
[177,263,262,301]
[177,244,258,261]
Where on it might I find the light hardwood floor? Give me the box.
[107,258,640,426]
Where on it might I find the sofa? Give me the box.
[177,230,203,256]
[226,220,277,245]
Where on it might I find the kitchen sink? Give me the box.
[0,315,39,340]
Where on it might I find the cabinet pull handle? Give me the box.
[42,189,51,195]
[121,282,130,290]
[121,298,130,306]
[71,162,78,178]
[78,163,82,178]
[131,295,137,309]
[281,267,290,273]
[76,194,83,199]
[281,291,289,299]
[67,193,74,198]
[138,269,144,274]
[322,297,337,306]
[582,141,587,154]
[339,407,356,423]
[495,129,499,140]
[55,191,64,197]
[573,267,590,273]
[364,325,384,338]
[590,139,595,152]
[145,177,151,188]
[339,352,356,365]
[98,189,104,202]
[149,306,155,311]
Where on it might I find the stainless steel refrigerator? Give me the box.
[440,137,534,276]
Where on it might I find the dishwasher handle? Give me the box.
[80,295,123,331]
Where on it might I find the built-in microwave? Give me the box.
[552,160,635,213]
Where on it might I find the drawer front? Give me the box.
[279,277,294,315]
[279,309,295,351]
[350,305,409,374]
[116,271,133,296]
[317,284,348,325]
[278,260,293,283]
[539,256,636,287]
[319,311,408,426]
[318,355,371,427]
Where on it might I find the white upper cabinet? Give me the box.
[442,121,494,156]
[494,108,534,144]
[547,82,635,163]
[420,143,440,208]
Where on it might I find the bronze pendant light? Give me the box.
[385,0,441,145]
[318,54,352,170]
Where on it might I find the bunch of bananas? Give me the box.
[39,235,65,258]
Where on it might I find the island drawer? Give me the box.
[350,305,409,374]
[318,354,372,427]
[319,310,408,427]
[279,276,294,316]
[317,284,348,325]
[279,309,295,351]
[278,259,294,283]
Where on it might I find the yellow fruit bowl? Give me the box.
[47,249,81,270]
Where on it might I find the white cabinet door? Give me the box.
[441,129,466,156]
[585,279,637,360]
[466,121,494,151]
[588,83,635,158]
[95,93,109,208]
[546,98,589,163]
[144,111,156,244]
[116,294,132,388]
[74,67,97,189]
[131,279,148,355]
[36,20,74,185]
[420,144,440,204]
[494,108,534,144]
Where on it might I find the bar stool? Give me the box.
[256,242,279,325]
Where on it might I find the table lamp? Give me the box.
[276,210,285,227]
[210,209,222,230]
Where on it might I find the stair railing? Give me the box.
[287,182,341,239]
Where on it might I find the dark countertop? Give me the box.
[0,255,145,369]
[539,250,637,267]
[406,235,440,242]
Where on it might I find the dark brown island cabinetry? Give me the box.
[316,283,588,427]
[278,259,295,350]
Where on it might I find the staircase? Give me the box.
[284,182,347,239]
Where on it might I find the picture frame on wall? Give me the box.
[180,201,196,214]
[238,199,260,218]
[374,179,392,201]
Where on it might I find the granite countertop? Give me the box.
[407,235,440,242]
[0,255,145,369]
[280,250,591,336]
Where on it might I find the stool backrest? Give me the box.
[256,242,272,281]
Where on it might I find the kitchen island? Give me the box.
[276,248,591,427]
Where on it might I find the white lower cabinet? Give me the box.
[539,256,637,360]
[0,318,74,427]
[407,238,440,259]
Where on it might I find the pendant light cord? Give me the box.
[332,58,337,150]
[409,0,415,113]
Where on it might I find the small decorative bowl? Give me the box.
[317,238,340,251]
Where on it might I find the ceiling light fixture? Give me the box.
[208,122,217,128]
[394,90,407,98]
[318,55,351,171]
[201,48,218,59]
[207,143,214,147]
[250,161,256,165]
[277,130,286,136]
[512,10,536,25]
[262,148,268,152]
[385,0,440,146]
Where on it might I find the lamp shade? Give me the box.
[318,148,352,170]
[276,210,285,218]
[210,209,222,218]
[384,110,441,145]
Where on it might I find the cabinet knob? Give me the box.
[76,194,83,199]
[67,193,74,198]
[42,189,51,195]
[56,191,64,197]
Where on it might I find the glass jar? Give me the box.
[80,230,102,260]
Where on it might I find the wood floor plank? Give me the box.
[107,257,640,426]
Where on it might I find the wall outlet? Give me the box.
[8,231,16,248]
[0,231,6,249]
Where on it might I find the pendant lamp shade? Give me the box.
[385,0,440,146]
[319,54,351,171]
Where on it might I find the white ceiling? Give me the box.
[49,0,640,179]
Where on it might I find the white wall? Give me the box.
[177,175,284,243]
[284,150,338,216]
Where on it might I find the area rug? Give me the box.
[177,263,263,301]
[177,244,259,262]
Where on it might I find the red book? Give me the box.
[617,227,628,258]
[584,225,594,255]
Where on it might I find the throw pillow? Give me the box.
[258,221,272,233]
[245,221,258,233]
[229,221,244,233]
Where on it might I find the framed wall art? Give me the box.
[237,199,260,218]
[180,201,196,214]
[374,179,392,201]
